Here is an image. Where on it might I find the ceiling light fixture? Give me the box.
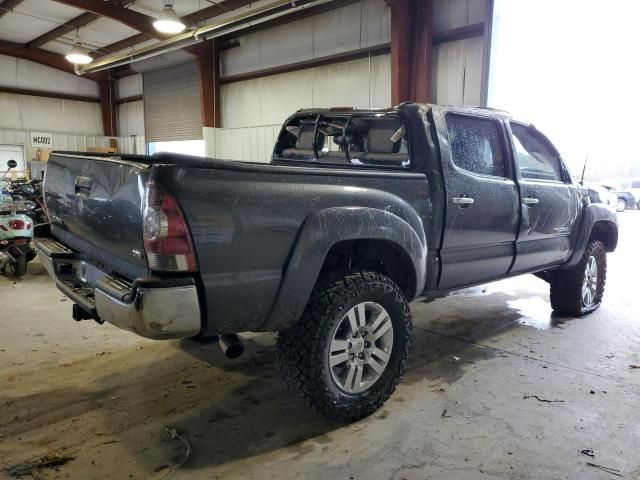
[153,1,186,34]
[66,30,92,65]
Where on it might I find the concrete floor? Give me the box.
[1,213,639,480]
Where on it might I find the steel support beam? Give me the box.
[196,40,220,128]
[389,0,433,104]
[221,44,390,84]
[0,86,99,103]
[432,22,484,45]
[28,12,100,49]
[98,73,118,136]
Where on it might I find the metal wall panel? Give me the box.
[220,0,390,78]
[221,54,391,129]
[0,54,98,97]
[143,61,203,142]
[204,124,281,163]
[0,129,112,164]
[433,0,486,32]
[117,100,145,137]
[432,37,484,105]
[117,74,143,99]
[0,93,103,134]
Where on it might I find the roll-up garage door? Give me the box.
[143,61,202,142]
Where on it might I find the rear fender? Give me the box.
[262,207,426,331]
[564,203,618,268]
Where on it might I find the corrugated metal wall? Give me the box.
[0,129,111,166]
[209,0,488,161]
[0,54,98,97]
[204,124,281,163]
[117,74,145,142]
[221,54,391,129]
[220,0,390,79]
[432,0,488,105]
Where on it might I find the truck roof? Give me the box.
[293,102,513,120]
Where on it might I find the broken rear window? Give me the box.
[273,113,410,169]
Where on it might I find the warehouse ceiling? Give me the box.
[0,0,261,74]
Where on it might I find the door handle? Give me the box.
[522,196,539,206]
[452,196,474,206]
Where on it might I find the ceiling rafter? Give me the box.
[93,0,257,60]
[27,1,137,51]
[27,12,100,49]
[50,0,163,39]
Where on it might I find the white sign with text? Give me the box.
[31,132,53,148]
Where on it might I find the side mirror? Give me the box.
[7,159,17,169]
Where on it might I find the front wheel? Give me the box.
[277,271,412,422]
[616,198,626,212]
[549,240,607,316]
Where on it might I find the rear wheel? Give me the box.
[549,240,606,316]
[616,198,626,212]
[10,257,27,277]
[277,271,412,422]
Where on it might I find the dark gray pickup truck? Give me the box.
[37,103,618,422]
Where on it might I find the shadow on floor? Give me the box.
[0,287,566,475]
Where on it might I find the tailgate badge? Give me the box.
[131,249,144,259]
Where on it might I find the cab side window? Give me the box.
[510,123,563,182]
[445,114,506,178]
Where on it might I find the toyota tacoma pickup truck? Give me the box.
[37,103,618,422]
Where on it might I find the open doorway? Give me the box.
[0,144,25,179]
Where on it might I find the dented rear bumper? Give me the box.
[36,238,202,339]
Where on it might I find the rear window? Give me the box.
[273,113,410,169]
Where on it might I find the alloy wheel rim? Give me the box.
[328,302,394,394]
[582,255,598,308]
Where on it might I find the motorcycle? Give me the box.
[0,160,36,277]
[4,178,47,225]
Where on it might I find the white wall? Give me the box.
[0,128,112,165]
[432,0,488,105]
[433,0,486,31]
[0,54,99,97]
[0,93,103,135]
[432,37,484,105]
[221,54,391,129]
[220,0,390,79]
[204,124,280,163]
[116,74,145,140]
[117,74,143,99]
[0,54,109,161]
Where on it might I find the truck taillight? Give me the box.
[9,219,25,230]
[142,181,197,272]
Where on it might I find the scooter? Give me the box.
[0,160,36,277]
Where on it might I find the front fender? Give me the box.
[564,203,618,268]
[262,207,427,331]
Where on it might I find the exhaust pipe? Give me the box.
[218,334,244,359]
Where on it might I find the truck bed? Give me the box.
[44,151,429,335]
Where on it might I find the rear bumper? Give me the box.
[36,238,202,340]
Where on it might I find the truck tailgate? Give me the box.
[44,153,150,279]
